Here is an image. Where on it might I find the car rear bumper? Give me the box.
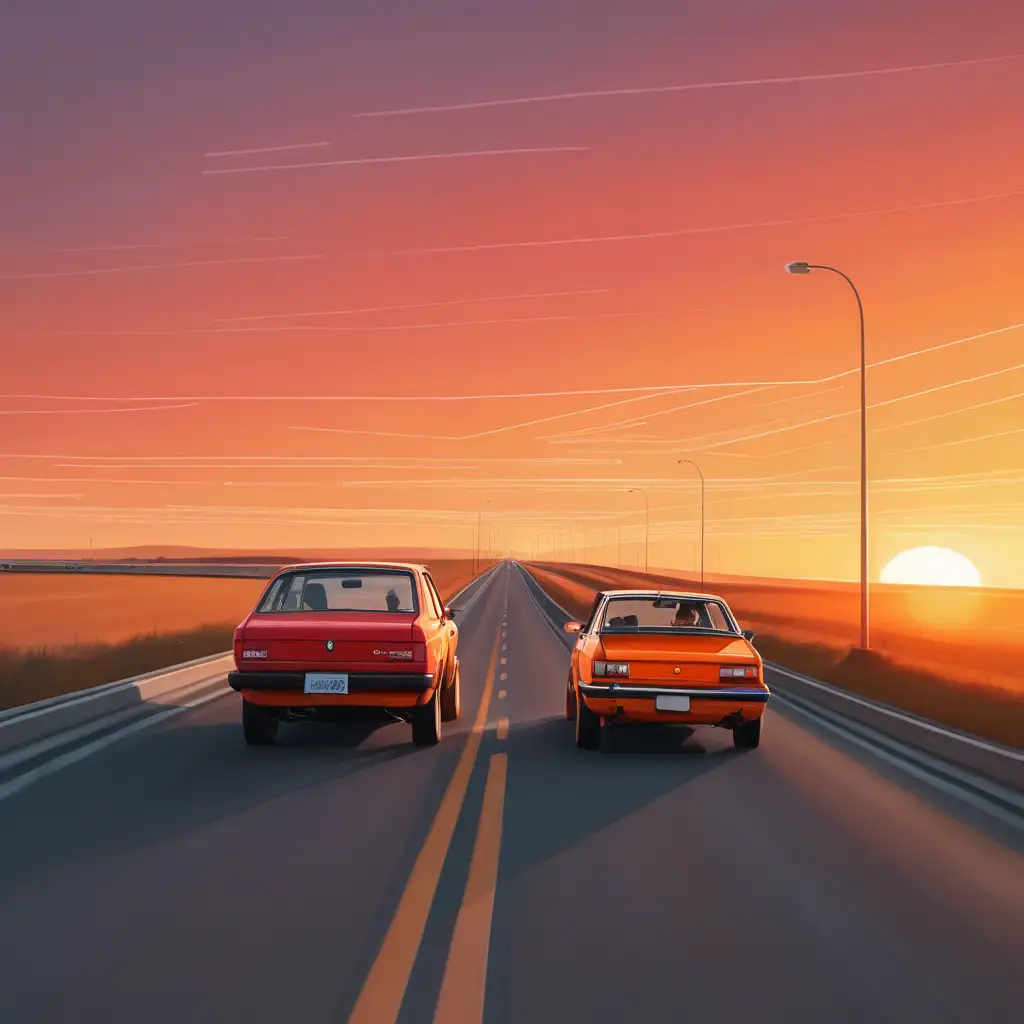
[579,682,769,726]
[579,682,770,701]
[228,671,434,693]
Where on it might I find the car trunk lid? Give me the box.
[236,612,421,668]
[598,632,756,685]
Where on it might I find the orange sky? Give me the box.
[1,2,1023,585]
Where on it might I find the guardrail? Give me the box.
[0,561,283,577]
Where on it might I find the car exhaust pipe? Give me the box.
[287,707,317,720]
[717,711,747,729]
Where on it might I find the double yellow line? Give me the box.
[347,628,508,1024]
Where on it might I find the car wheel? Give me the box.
[242,699,278,746]
[412,684,442,746]
[733,716,762,750]
[565,676,576,721]
[441,660,461,723]
[575,688,601,750]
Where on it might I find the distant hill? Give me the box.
[0,545,475,562]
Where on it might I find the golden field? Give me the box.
[0,559,485,710]
[0,559,481,652]
[525,563,1024,749]
[532,563,1024,694]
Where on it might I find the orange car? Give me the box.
[228,562,460,747]
[564,589,770,750]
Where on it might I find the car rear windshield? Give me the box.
[256,569,418,614]
[599,596,737,634]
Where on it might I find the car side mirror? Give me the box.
[742,629,756,642]
[444,606,456,620]
[564,621,582,633]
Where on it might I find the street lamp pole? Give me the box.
[677,459,705,590]
[785,260,869,650]
[628,488,650,574]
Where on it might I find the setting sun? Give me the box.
[881,547,982,588]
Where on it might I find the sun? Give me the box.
[880,546,981,588]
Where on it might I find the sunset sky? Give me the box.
[2,1,1023,585]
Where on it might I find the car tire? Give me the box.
[412,684,442,746]
[575,688,601,750]
[440,660,461,723]
[733,716,762,750]
[565,676,576,721]
[242,699,278,746]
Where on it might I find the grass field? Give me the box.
[524,563,1024,750]
[0,558,486,711]
[531,562,1024,695]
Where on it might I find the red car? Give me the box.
[228,562,460,747]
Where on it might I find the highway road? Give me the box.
[1,562,1022,1023]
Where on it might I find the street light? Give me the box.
[627,488,650,574]
[785,260,869,650]
[677,459,705,590]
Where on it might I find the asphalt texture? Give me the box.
[0,562,1022,1023]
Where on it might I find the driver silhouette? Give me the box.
[672,602,701,626]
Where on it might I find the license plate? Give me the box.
[656,695,691,713]
[304,673,349,694]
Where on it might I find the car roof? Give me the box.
[600,589,726,602]
[274,561,427,573]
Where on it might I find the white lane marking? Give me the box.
[0,674,222,774]
[0,687,231,802]
[500,672,507,681]
[452,564,501,618]
[498,690,507,700]
[767,663,1024,762]
[512,563,574,645]
[775,693,1024,832]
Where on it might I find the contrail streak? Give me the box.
[202,146,589,175]
[205,141,330,157]
[212,289,611,322]
[352,52,1024,117]
[370,189,1024,256]
[0,254,322,281]
[13,236,291,254]
[0,403,198,416]
[0,322,1019,402]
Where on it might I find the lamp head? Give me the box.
[785,261,811,275]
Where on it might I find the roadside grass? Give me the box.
[524,564,1024,751]
[0,625,236,712]
[0,561,491,712]
[753,635,1024,750]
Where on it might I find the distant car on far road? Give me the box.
[564,589,770,751]
[228,562,460,747]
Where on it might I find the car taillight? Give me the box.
[594,661,629,678]
[720,665,758,680]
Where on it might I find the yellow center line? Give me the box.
[433,753,509,1024]
[346,631,501,1024]
[496,717,509,740]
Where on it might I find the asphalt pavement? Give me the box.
[1,562,1022,1023]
